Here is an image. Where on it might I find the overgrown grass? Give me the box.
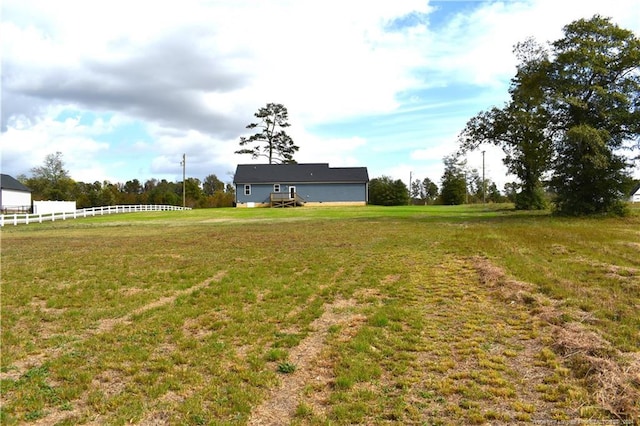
[1,204,638,424]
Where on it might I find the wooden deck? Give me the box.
[270,193,306,208]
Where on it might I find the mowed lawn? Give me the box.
[1,205,639,425]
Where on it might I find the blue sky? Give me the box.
[2,0,639,190]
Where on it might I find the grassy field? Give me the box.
[1,204,639,425]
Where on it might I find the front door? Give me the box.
[289,186,296,199]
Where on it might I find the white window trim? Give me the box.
[273,184,280,193]
[244,184,251,196]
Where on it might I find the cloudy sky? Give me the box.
[2,0,639,189]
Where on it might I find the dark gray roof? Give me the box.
[234,163,369,184]
[0,174,31,192]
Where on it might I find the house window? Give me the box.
[244,185,251,196]
[273,184,280,193]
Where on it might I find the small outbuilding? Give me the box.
[234,163,369,207]
[630,183,640,203]
[0,174,32,213]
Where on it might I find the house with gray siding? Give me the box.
[233,163,369,207]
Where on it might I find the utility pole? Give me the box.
[465,170,468,204]
[482,150,486,204]
[181,153,186,209]
[409,171,412,206]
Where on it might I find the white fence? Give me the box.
[0,204,190,227]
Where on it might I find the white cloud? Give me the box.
[0,111,110,179]
[2,0,638,187]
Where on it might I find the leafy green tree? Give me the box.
[550,125,629,215]
[182,178,204,207]
[236,103,299,164]
[466,168,484,203]
[147,179,180,205]
[30,152,69,186]
[439,155,467,205]
[72,181,103,208]
[410,179,424,203]
[123,179,143,195]
[503,182,518,203]
[118,179,143,204]
[410,177,439,205]
[368,176,409,206]
[548,16,639,215]
[486,182,506,203]
[99,182,119,206]
[28,152,75,201]
[203,174,225,196]
[459,39,553,210]
[423,178,439,205]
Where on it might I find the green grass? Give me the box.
[1,204,639,424]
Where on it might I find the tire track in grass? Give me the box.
[91,270,227,334]
[1,272,227,425]
[247,298,365,426]
[2,271,227,382]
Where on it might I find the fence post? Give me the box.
[62,211,66,221]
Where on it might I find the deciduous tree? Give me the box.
[439,155,467,205]
[548,16,639,215]
[458,39,553,210]
[368,176,409,206]
[203,174,225,196]
[423,178,439,205]
[27,152,75,201]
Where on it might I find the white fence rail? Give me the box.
[0,205,191,227]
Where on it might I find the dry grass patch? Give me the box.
[1,272,227,425]
[473,256,640,421]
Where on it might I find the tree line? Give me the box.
[19,152,235,209]
[368,164,508,207]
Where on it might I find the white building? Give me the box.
[631,183,640,203]
[1,174,32,213]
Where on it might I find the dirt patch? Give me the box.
[119,287,143,296]
[29,299,66,315]
[92,369,128,398]
[247,298,362,425]
[620,241,640,250]
[380,274,401,284]
[138,411,172,425]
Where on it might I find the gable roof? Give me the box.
[0,174,31,192]
[234,163,368,184]
[631,182,640,196]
